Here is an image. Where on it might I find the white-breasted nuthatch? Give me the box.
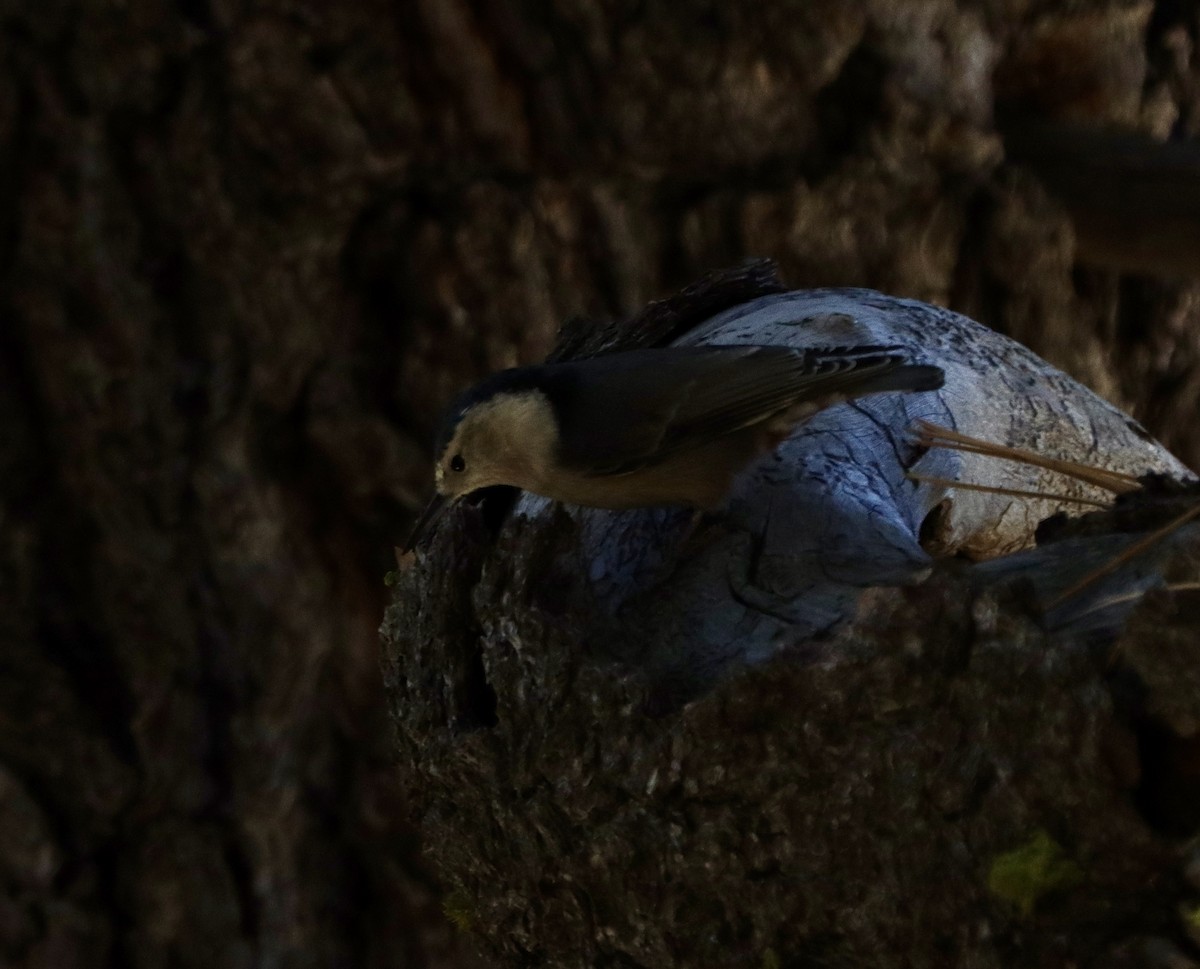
[407,344,944,547]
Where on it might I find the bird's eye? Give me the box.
[450,454,466,473]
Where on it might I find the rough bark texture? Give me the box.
[4,1,1200,967]
[384,493,1200,968]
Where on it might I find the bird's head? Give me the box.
[433,378,559,500]
[406,368,560,548]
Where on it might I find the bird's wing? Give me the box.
[556,345,918,476]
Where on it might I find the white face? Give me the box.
[435,391,558,499]
[434,426,492,499]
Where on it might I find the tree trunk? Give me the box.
[3,1,1200,967]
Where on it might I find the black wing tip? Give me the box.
[872,363,945,393]
[911,364,945,391]
[799,344,906,358]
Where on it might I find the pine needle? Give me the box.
[1045,501,1200,610]
[1074,581,1200,618]
[911,420,1142,495]
[906,473,1112,508]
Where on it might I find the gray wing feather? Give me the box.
[557,345,924,476]
[662,347,901,444]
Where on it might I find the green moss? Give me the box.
[1183,902,1200,931]
[987,829,1084,917]
[761,949,781,969]
[442,889,475,932]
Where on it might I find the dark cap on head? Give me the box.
[433,364,573,457]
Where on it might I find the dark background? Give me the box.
[2,1,1199,966]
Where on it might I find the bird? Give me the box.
[406,344,944,548]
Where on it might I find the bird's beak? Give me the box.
[404,492,454,551]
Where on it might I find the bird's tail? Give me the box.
[851,362,944,395]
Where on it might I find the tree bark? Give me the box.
[4,1,1200,967]
[385,488,1200,968]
